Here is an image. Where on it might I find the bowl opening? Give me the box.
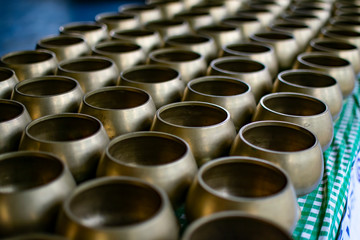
[325,29,360,37]
[95,43,140,53]
[61,58,112,72]
[226,43,270,54]
[85,88,149,109]
[28,115,101,141]
[281,72,336,87]
[302,54,349,67]
[168,35,209,44]
[187,215,291,240]
[113,29,155,37]
[314,40,356,50]
[17,78,77,96]
[147,19,184,27]
[200,25,236,32]
[263,95,327,116]
[243,124,316,151]
[64,24,102,32]
[0,154,63,193]
[3,51,53,64]
[40,36,84,46]
[109,135,187,165]
[202,161,287,198]
[159,104,228,127]
[176,12,208,18]
[273,23,308,29]
[0,68,13,81]
[0,101,24,122]
[69,182,162,227]
[123,67,178,83]
[223,16,258,23]
[190,79,249,96]
[123,5,156,11]
[253,32,293,40]
[100,14,135,21]
[214,59,264,73]
[153,51,200,62]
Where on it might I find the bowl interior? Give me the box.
[190,79,248,96]
[3,52,53,64]
[40,36,84,46]
[0,101,23,122]
[85,89,149,109]
[214,59,264,73]
[123,67,178,83]
[69,181,162,227]
[226,43,270,54]
[281,72,336,87]
[61,58,112,72]
[168,35,209,44]
[153,51,200,62]
[302,54,349,67]
[263,95,327,116]
[243,124,316,151]
[109,135,187,165]
[95,43,140,53]
[314,40,356,50]
[187,215,291,240]
[18,79,76,96]
[159,104,228,127]
[28,116,100,141]
[64,24,101,32]
[0,154,63,193]
[0,68,14,81]
[202,161,287,198]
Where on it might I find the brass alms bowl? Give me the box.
[95,12,140,31]
[221,42,279,79]
[182,212,292,240]
[151,101,236,166]
[56,56,119,93]
[1,50,57,81]
[183,76,256,130]
[92,40,146,72]
[0,67,18,99]
[294,52,356,98]
[0,100,31,154]
[253,92,333,151]
[120,64,184,108]
[208,56,272,102]
[273,69,343,120]
[230,120,324,196]
[12,75,83,119]
[185,156,300,232]
[250,31,299,70]
[111,28,162,55]
[36,34,91,61]
[56,177,179,240]
[0,151,76,237]
[79,86,156,139]
[97,131,197,207]
[148,48,207,83]
[19,113,109,182]
[59,21,108,47]
[165,33,217,63]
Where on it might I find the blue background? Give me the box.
[0,0,144,56]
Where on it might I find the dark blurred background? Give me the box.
[0,0,144,56]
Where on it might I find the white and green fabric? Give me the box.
[293,81,360,239]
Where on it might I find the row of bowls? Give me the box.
[1,0,360,238]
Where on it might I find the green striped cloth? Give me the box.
[293,81,360,239]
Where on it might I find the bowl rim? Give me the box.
[62,176,170,230]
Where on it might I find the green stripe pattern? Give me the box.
[293,81,360,239]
